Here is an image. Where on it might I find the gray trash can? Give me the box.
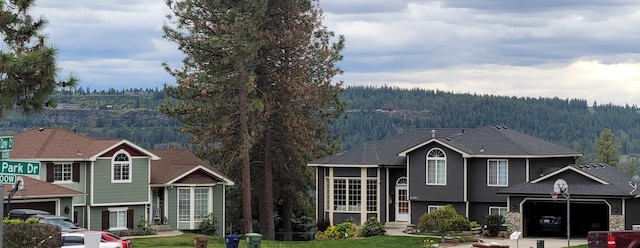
[245,233,262,248]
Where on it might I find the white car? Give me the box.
[61,232,122,248]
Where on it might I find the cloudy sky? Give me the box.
[30,0,640,106]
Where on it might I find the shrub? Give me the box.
[316,217,330,232]
[418,205,468,240]
[360,217,386,237]
[335,221,356,238]
[469,221,481,229]
[485,214,505,237]
[3,220,62,248]
[137,219,155,235]
[316,221,357,240]
[199,213,218,236]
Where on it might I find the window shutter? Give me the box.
[72,163,80,182]
[126,209,134,229]
[102,211,109,230]
[46,163,54,182]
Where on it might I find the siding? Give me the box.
[407,144,464,202]
[467,158,524,203]
[92,158,150,204]
[212,185,224,236]
[625,198,640,229]
[410,201,466,225]
[529,157,575,180]
[167,188,178,230]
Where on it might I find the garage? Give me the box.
[522,200,608,237]
[5,201,57,215]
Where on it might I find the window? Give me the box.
[348,179,361,211]
[112,152,131,183]
[366,179,377,212]
[333,179,346,211]
[194,188,209,221]
[488,160,508,186]
[332,178,365,212]
[109,209,127,230]
[489,206,508,217]
[428,205,443,213]
[426,148,446,185]
[54,163,72,182]
[178,188,190,221]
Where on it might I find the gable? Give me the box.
[174,169,222,184]
[99,144,146,157]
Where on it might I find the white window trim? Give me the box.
[487,159,508,187]
[426,148,447,185]
[332,177,363,213]
[107,207,128,231]
[111,150,132,183]
[428,205,444,213]
[489,206,508,217]
[53,163,73,184]
[177,187,212,225]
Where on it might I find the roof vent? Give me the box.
[431,129,436,138]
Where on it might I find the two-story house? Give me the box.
[8,127,233,235]
[310,126,640,237]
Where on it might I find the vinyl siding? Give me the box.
[89,205,145,231]
[467,158,525,203]
[93,158,150,204]
[212,185,224,235]
[407,144,464,202]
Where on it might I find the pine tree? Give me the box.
[595,128,620,167]
[0,0,77,118]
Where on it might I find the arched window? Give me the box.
[426,148,446,185]
[112,151,131,183]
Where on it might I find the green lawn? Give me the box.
[132,233,447,248]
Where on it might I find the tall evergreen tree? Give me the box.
[595,128,620,167]
[254,0,344,239]
[0,0,77,118]
[161,0,267,233]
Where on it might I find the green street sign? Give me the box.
[0,174,16,184]
[0,136,12,151]
[1,160,40,175]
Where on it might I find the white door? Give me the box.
[395,177,410,222]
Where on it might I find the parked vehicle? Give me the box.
[35,214,86,233]
[537,216,563,235]
[7,208,50,220]
[62,232,123,248]
[588,230,640,248]
[72,231,133,248]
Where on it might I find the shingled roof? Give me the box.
[309,126,582,166]
[10,127,159,161]
[149,149,233,186]
[499,163,636,197]
[2,176,84,199]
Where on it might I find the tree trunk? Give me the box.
[239,69,253,234]
[283,192,293,241]
[262,107,275,239]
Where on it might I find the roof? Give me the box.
[9,127,159,161]
[310,126,582,167]
[400,126,582,157]
[3,176,84,199]
[308,128,462,166]
[499,163,635,197]
[149,148,234,186]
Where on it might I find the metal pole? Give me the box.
[567,192,570,248]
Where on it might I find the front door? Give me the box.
[395,177,410,222]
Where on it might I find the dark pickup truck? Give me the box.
[588,230,640,248]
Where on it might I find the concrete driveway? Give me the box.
[446,237,587,248]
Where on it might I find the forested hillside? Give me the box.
[1,86,639,166]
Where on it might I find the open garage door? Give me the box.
[522,200,608,237]
[5,201,56,215]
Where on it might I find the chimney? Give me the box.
[431,130,436,138]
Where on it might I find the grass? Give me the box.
[132,233,459,248]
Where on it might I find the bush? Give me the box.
[316,221,356,240]
[360,217,386,237]
[485,214,505,237]
[469,221,481,229]
[316,217,330,232]
[199,213,218,236]
[137,219,155,235]
[3,220,62,248]
[418,205,468,240]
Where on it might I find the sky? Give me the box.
[29,0,640,107]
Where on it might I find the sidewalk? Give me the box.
[123,230,183,239]
[386,227,587,247]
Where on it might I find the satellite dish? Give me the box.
[13,176,24,191]
[553,179,568,194]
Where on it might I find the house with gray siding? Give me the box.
[310,126,640,237]
[8,127,233,236]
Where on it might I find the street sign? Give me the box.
[0,160,40,175]
[1,151,8,160]
[0,174,16,184]
[0,136,13,151]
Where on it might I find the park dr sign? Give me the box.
[1,160,41,175]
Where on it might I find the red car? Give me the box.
[72,231,132,248]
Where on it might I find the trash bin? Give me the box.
[194,235,208,248]
[225,234,241,248]
[245,233,263,248]
[536,240,544,248]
